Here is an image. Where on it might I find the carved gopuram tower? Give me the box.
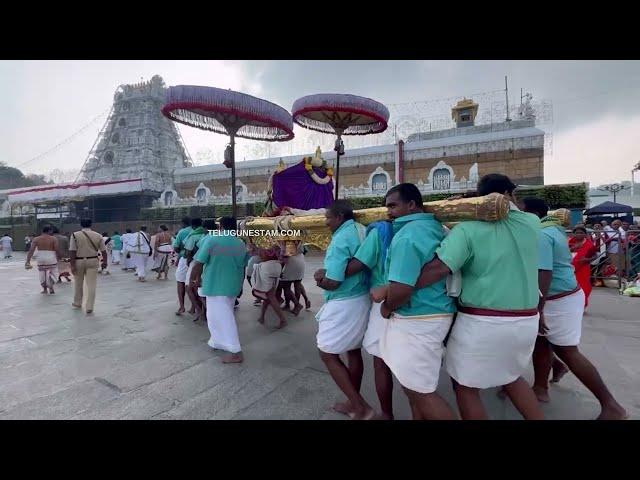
[80,75,191,192]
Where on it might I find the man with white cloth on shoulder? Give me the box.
[370,183,457,420]
[190,216,248,364]
[412,174,544,420]
[121,228,136,271]
[129,226,151,282]
[313,200,374,421]
[522,197,627,420]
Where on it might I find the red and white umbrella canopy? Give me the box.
[162,85,294,141]
[292,93,389,135]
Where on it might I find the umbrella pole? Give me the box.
[334,133,343,201]
[230,133,237,218]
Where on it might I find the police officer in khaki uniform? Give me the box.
[69,218,108,314]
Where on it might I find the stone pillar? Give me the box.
[395,140,405,185]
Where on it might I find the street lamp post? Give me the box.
[598,183,630,204]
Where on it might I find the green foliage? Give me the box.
[140,202,266,221]
[0,164,50,189]
[516,183,588,209]
[342,184,589,210]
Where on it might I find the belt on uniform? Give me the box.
[547,286,581,301]
[458,305,539,317]
[76,256,98,259]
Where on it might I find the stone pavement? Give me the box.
[0,251,638,420]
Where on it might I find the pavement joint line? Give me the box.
[8,324,19,330]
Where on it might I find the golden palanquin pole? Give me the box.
[243,193,512,251]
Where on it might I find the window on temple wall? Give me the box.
[372,173,387,193]
[433,168,451,190]
[164,191,173,206]
[196,188,206,203]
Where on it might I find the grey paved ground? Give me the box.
[1,251,638,420]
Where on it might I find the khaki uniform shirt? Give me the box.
[69,228,106,258]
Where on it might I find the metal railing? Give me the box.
[568,229,640,292]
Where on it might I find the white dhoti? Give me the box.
[380,312,453,394]
[111,250,121,264]
[206,296,241,353]
[316,294,370,354]
[124,250,135,270]
[445,311,539,389]
[175,257,188,283]
[131,252,148,278]
[362,302,385,357]
[36,250,59,289]
[543,289,585,347]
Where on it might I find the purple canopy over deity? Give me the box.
[271,161,334,210]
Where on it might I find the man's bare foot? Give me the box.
[597,403,628,420]
[192,310,202,322]
[175,308,185,316]
[550,362,569,383]
[275,319,288,329]
[305,300,311,310]
[332,401,353,416]
[292,304,303,316]
[349,406,375,421]
[72,303,82,309]
[57,279,62,284]
[222,353,243,364]
[532,385,550,403]
[257,316,265,325]
[86,310,93,315]
[188,308,196,315]
[41,289,48,294]
[49,287,55,294]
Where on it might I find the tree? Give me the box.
[0,161,53,189]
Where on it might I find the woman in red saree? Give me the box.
[569,226,598,309]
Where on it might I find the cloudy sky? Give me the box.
[1,60,639,186]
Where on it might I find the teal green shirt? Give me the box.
[184,227,207,254]
[173,226,193,258]
[323,219,368,301]
[539,225,578,296]
[436,209,540,310]
[194,233,248,297]
[354,229,387,289]
[111,234,122,250]
[387,213,455,316]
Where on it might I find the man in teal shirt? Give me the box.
[110,231,122,265]
[371,183,456,420]
[172,217,192,316]
[191,216,248,364]
[313,200,373,420]
[343,220,395,420]
[523,198,627,420]
[413,174,544,420]
[184,218,207,321]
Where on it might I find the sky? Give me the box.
[1,60,640,187]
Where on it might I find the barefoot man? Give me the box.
[343,218,396,420]
[313,200,374,420]
[184,218,207,320]
[372,183,457,420]
[25,225,59,294]
[189,216,248,364]
[414,174,544,420]
[522,197,627,420]
[173,217,192,315]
